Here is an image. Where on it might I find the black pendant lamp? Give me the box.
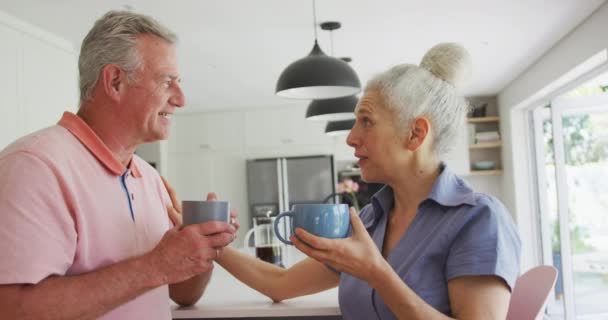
[275,1,361,99]
[306,95,358,121]
[325,119,355,136]
[305,23,358,121]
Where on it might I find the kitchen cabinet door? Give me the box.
[201,112,245,151]
[245,106,334,149]
[287,106,332,146]
[169,112,245,153]
[443,123,470,175]
[0,25,20,149]
[165,151,214,201]
[168,113,206,153]
[244,108,292,148]
[19,32,77,136]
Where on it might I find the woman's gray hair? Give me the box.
[366,43,472,158]
[78,10,177,104]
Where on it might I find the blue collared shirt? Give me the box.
[338,165,521,319]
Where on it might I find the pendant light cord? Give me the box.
[312,0,318,41]
[330,30,334,56]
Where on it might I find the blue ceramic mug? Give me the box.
[273,204,350,245]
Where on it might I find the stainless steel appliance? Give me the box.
[246,155,336,226]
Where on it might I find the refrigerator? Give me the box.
[246,155,336,225]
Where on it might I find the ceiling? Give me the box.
[0,0,605,112]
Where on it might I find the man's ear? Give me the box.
[99,64,126,102]
[405,117,430,151]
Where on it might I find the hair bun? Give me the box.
[419,43,472,88]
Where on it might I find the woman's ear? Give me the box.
[405,117,430,151]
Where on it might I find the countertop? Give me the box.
[171,248,341,319]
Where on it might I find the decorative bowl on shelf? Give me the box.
[472,160,496,171]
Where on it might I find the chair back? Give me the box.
[506,265,558,320]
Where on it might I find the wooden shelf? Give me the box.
[468,116,499,123]
[469,141,502,149]
[468,169,503,176]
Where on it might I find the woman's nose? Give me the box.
[346,128,358,148]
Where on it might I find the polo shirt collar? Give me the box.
[58,112,142,178]
[426,163,475,207]
[367,185,393,228]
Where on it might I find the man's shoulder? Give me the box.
[1,125,76,161]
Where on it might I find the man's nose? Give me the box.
[171,83,186,108]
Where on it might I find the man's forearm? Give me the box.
[169,269,212,306]
[0,254,163,320]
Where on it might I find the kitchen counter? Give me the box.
[171,249,341,319]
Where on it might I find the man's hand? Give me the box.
[155,177,240,281]
[145,221,234,285]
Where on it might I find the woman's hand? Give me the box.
[291,207,389,285]
[161,176,183,226]
[206,192,241,235]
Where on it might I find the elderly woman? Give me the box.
[213,43,521,319]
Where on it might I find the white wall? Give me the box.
[497,2,608,270]
[0,10,78,150]
[136,141,169,175]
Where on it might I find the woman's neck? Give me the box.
[390,160,441,218]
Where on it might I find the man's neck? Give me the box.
[77,103,138,167]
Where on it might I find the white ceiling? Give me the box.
[0,0,605,112]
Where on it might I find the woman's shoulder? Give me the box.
[466,192,510,219]
[454,191,520,244]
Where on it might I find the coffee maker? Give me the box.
[243,216,285,268]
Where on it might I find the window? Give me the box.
[532,74,608,319]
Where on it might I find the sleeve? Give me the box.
[0,152,77,284]
[446,195,522,291]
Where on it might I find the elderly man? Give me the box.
[0,11,236,319]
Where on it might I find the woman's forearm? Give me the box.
[217,247,339,302]
[216,246,289,301]
[370,261,454,320]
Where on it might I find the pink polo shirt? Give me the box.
[0,112,173,319]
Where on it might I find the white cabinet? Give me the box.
[169,113,206,153]
[18,33,78,136]
[443,122,470,176]
[0,25,20,149]
[244,108,292,148]
[169,112,245,153]
[203,112,245,151]
[244,105,332,149]
[0,11,77,148]
[166,151,215,201]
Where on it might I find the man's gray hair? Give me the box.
[78,10,177,104]
[365,43,472,158]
